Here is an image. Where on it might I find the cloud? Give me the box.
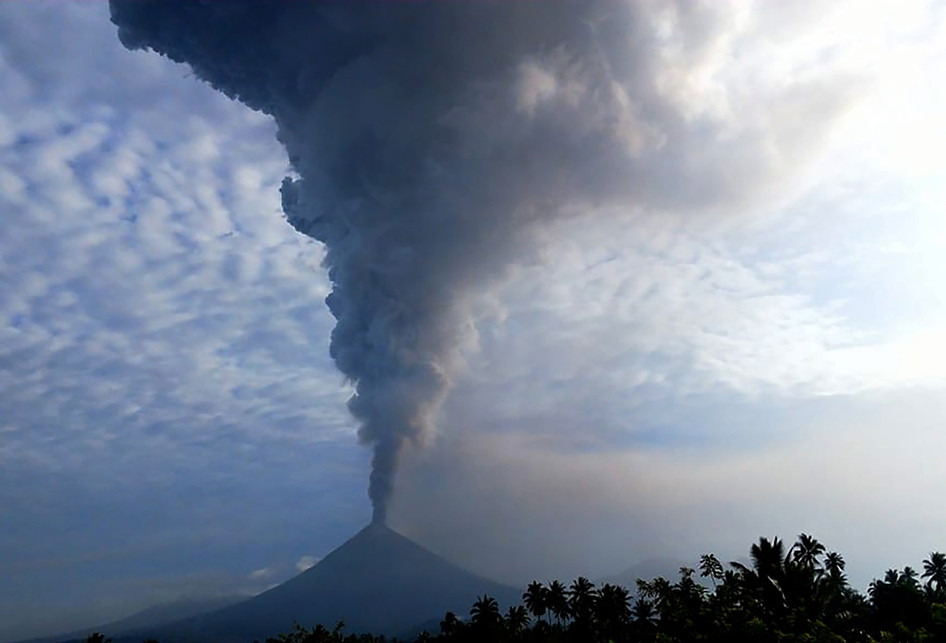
[0,1,358,480]
[107,0,896,527]
[248,567,275,581]
[392,387,946,590]
[0,4,372,639]
[2,1,945,640]
[295,556,319,573]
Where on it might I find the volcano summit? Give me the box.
[106,524,520,642]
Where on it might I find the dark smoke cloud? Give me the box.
[110,1,854,523]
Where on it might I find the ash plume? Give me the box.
[110,1,853,523]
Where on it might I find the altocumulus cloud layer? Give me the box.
[0,4,363,638]
[110,0,867,522]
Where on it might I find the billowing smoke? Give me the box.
[110,1,852,523]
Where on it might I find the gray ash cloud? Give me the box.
[110,0,854,522]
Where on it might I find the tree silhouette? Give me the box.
[731,536,789,620]
[566,577,595,623]
[903,565,921,588]
[504,604,529,637]
[631,597,658,642]
[790,533,825,571]
[469,594,501,630]
[922,551,946,597]
[823,551,845,583]
[522,580,548,624]
[439,611,461,638]
[750,536,787,584]
[699,553,724,588]
[545,580,568,626]
[259,533,946,643]
[819,550,850,625]
[869,566,930,634]
[597,582,631,641]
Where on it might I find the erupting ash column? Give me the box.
[112,0,839,521]
[111,0,648,522]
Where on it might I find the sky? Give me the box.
[1,1,945,640]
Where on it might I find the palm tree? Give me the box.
[751,536,787,583]
[637,576,673,610]
[470,594,501,629]
[811,550,848,626]
[791,533,826,571]
[568,576,597,622]
[824,551,846,581]
[505,604,529,636]
[631,597,658,636]
[901,566,920,589]
[439,611,461,637]
[597,583,631,637]
[822,551,848,606]
[505,604,529,631]
[546,579,569,625]
[869,569,899,605]
[699,553,724,589]
[631,598,658,643]
[922,551,946,596]
[869,567,929,633]
[523,580,548,623]
[731,537,789,618]
[676,566,706,606]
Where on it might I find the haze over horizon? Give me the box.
[2,1,945,641]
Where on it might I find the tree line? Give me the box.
[87,534,946,643]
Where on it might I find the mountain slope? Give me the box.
[99,595,246,635]
[126,523,521,642]
[19,596,244,643]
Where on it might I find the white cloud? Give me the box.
[0,1,358,488]
[248,567,274,581]
[0,6,371,639]
[461,212,943,426]
[295,555,319,573]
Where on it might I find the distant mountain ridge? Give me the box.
[91,523,522,643]
[18,595,244,643]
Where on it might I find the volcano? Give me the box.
[119,524,521,642]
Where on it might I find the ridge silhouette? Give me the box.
[112,524,520,642]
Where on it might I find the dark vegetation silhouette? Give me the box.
[83,535,945,643]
